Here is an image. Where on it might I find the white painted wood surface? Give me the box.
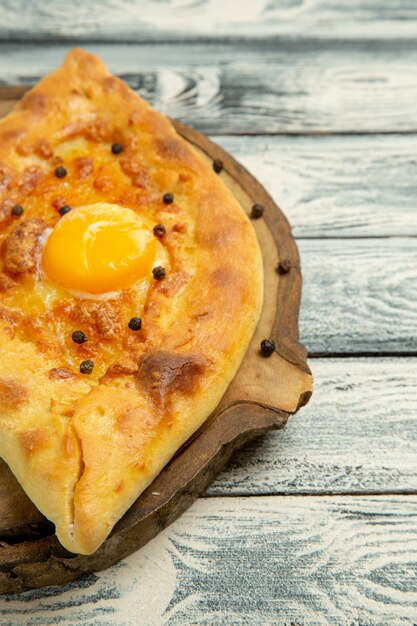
[300,239,417,354]
[2,496,417,625]
[218,135,417,238]
[0,0,416,41]
[1,1,417,623]
[208,358,417,495]
[0,42,417,134]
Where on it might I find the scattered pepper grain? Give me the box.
[152,266,166,280]
[128,317,142,331]
[260,339,275,357]
[11,204,24,217]
[80,359,94,374]
[163,192,174,204]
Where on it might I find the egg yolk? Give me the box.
[42,203,156,294]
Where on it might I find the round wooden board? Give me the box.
[0,101,312,593]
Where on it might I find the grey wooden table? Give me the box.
[1,2,417,624]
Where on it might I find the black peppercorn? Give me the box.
[128,317,142,331]
[163,192,174,204]
[55,166,67,178]
[58,205,71,216]
[213,159,224,174]
[11,204,24,217]
[251,203,264,219]
[152,266,166,280]
[153,224,166,238]
[111,142,123,154]
[80,359,94,374]
[277,259,291,274]
[260,339,275,357]
[72,330,87,344]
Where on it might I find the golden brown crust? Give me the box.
[0,377,28,410]
[67,300,124,341]
[48,367,76,380]
[2,218,46,275]
[0,48,263,555]
[136,351,207,412]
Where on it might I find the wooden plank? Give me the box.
[208,358,417,496]
[217,134,417,238]
[0,0,416,41]
[0,42,417,134]
[299,238,417,355]
[2,496,417,624]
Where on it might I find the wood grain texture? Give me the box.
[217,135,417,238]
[0,0,415,41]
[1,42,417,134]
[2,496,417,625]
[208,358,417,495]
[299,238,417,355]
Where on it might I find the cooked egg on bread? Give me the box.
[0,201,170,379]
[42,203,164,296]
[0,48,268,556]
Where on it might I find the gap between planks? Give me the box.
[308,351,417,358]
[203,491,417,498]
[296,236,417,240]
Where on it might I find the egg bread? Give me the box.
[0,49,263,554]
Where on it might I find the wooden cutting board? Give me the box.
[0,88,312,593]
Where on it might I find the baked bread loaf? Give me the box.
[0,49,263,554]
